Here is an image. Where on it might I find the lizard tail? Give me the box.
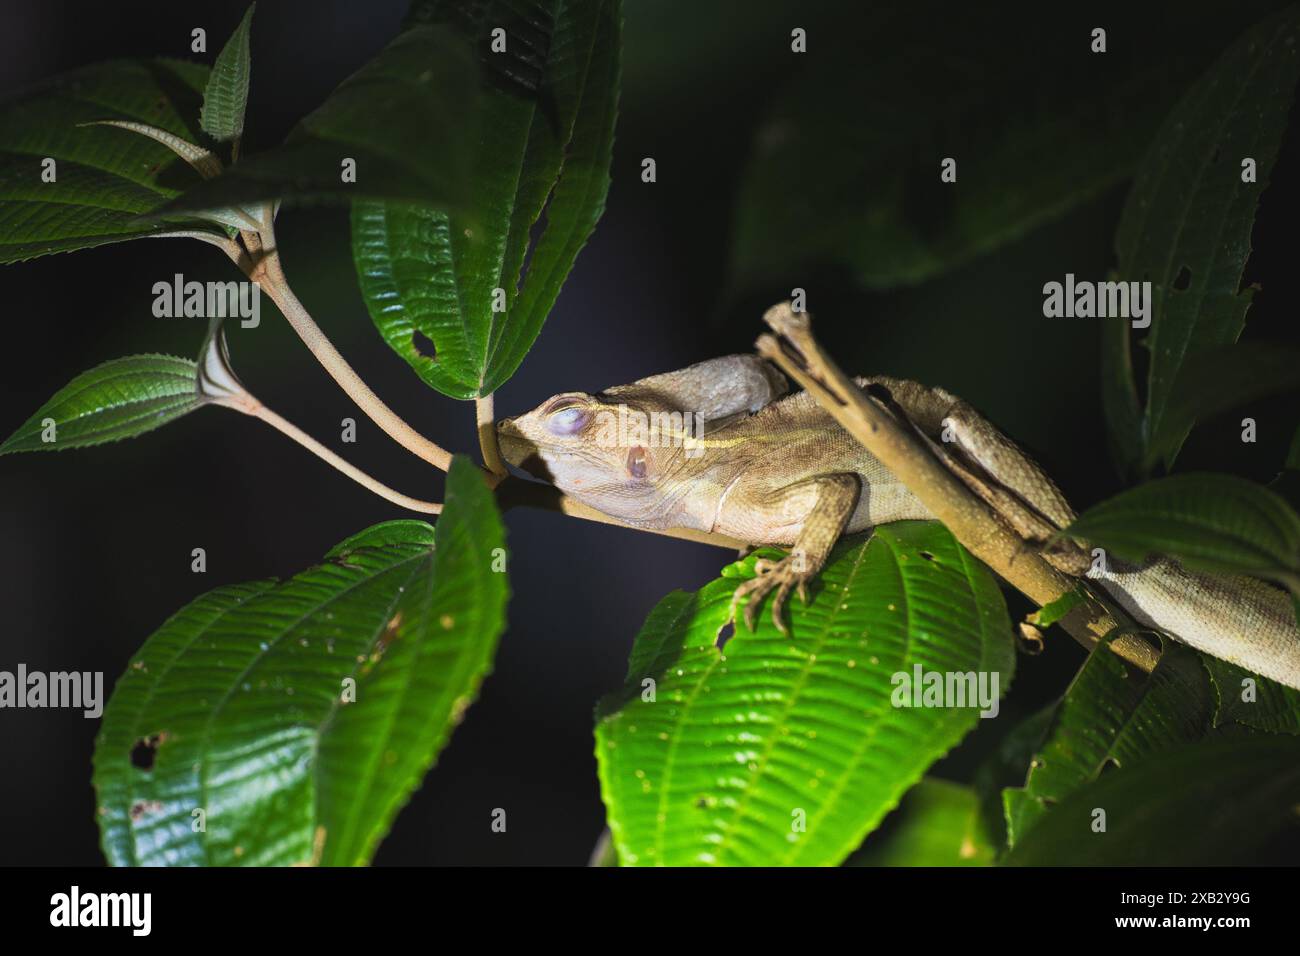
[1091,558,1300,691]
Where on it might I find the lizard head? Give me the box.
[497,390,692,522]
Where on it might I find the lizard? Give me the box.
[497,336,1300,691]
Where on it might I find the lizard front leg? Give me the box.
[728,473,860,634]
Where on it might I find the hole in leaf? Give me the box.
[919,550,936,561]
[130,733,166,771]
[509,156,566,304]
[1173,266,1192,291]
[715,619,735,649]
[411,330,438,361]
[514,194,553,296]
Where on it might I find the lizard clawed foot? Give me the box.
[728,554,813,636]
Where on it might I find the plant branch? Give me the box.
[755,304,1159,673]
[476,394,508,484]
[220,220,455,472]
[495,477,745,549]
[213,390,442,515]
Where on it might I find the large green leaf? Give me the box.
[154,23,478,216]
[595,522,1015,866]
[1002,638,1213,847]
[1155,344,1300,457]
[0,355,202,454]
[199,3,256,144]
[1005,736,1300,865]
[846,778,997,867]
[0,58,223,262]
[971,703,1056,852]
[1104,4,1300,475]
[1203,656,1300,735]
[1065,473,1300,588]
[93,456,508,866]
[728,4,1259,292]
[1271,427,1300,513]
[352,0,621,400]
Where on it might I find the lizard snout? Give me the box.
[496,417,549,478]
[496,416,527,445]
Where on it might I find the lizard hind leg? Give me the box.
[933,402,1091,576]
[728,473,860,635]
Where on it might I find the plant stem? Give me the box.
[246,402,442,514]
[476,394,508,483]
[495,477,744,549]
[228,222,455,472]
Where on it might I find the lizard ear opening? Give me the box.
[626,445,649,479]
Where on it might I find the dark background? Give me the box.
[2,0,1298,865]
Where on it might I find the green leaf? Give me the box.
[0,58,224,263]
[1026,586,1087,629]
[1153,344,1300,463]
[971,703,1056,852]
[93,456,508,866]
[0,355,202,454]
[352,0,622,400]
[1270,471,1300,515]
[729,5,1248,292]
[155,24,478,216]
[1204,656,1300,735]
[1004,736,1300,865]
[588,830,618,867]
[200,4,256,144]
[1272,429,1300,512]
[1002,638,1213,848]
[1065,473,1300,587]
[1099,305,1147,479]
[845,778,997,867]
[1106,5,1300,475]
[595,521,1015,866]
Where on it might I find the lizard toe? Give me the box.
[771,578,794,635]
[742,586,763,632]
[731,553,815,634]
